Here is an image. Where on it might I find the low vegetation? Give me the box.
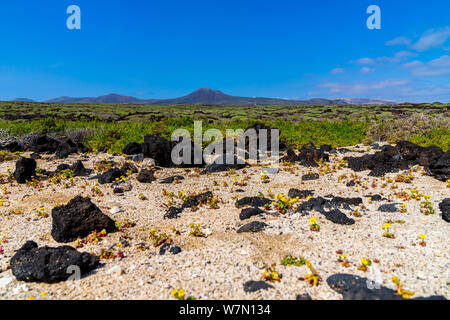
[0,102,448,153]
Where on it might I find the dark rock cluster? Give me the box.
[13,157,36,184]
[136,168,156,183]
[10,241,99,283]
[345,141,449,181]
[123,135,205,168]
[164,191,214,219]
[439,198,450,223]
[201,154,248,174]
[243,280,274,293]
[96,167,126,184]
[51,196,116,243]
[237,221,268,233]
[281,143,331,167]
[55,160,91,177]
[327,274,446,300]
[8,134,89,159]
[235,196,272,208]
[296,196,360,225]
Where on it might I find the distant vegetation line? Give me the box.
[0,115,448,154]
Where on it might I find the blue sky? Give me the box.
[0,0,449,102]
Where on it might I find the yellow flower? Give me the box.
[419,234,426,239]
[382,223,391,230]
[27,296,35,300]
[400,204,407,208]
[40,292,48,297]
[310,217,317,225]
[360,258,371,266]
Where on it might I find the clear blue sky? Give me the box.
[0,0,449,102]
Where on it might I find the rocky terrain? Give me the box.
[0,133,448,300]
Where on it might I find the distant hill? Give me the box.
[331,98,396,105]
[12,98,35,102]
[46,93,159,105]
[42,88,396,106]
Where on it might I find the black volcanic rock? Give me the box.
[345,141,448,181]
[0,141,23,152]
[365,194,384,201]
[51,196,116,243]
[201,154,248,174]
[281,143,330,167]
[181,191,214,209]
[429,151,449,181]
[237,221,268,233]
[14,157,36,184]
[164,206,183,220]
[10,241,99,283]
[159,243,182,255]
[141,135,173,167]
[121,162,138,174]
[323,209,355,225]
[25,134,60,153]
[236,197,272,208]
[97,167,126,184]
[243,123,285,154]
[302,173,320,181]
[378,203,399,213]
[296,196,356,225]
[243,280,274,293]
[56,160,91,177]
[327,274,446,300]
[439,198,450,223]
[345,145,408,177]
[136,169,156,183]
[22,134,86,159]
[240,207,263,220]
[288,189,314,199]
[160,175,185,184]
[122,142,142,155]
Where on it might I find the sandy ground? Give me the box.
[0,145,448,300]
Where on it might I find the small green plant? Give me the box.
[302,260,321,286]
[281,255,306,267]
[392,276,415,299]
[399,203,407,213]
[382,223,395,239]
[260,174,270,184]
[91,185,103,197]
[352,208,362,217]
[138,193,147,200]
[35,207,48,218]
[149,228,171,247]
[336,250,350,268]
[171,288,196,300]
[272,193,299,214]
[189,223,206,237]
[418,234,427,247]
[358,258,372,272]
[261,265,282,282]
[420,195,435,215]
[310,216,320,232]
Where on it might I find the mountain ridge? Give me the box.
[36,88,396,105]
